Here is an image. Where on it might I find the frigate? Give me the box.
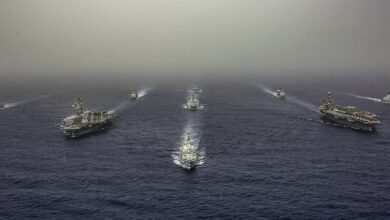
[179,133,197,169]
[320,92,380,131]
[187,95,199,111]
[382,93,390,104]
[276,88,286,99]
[60,97,115,138]
[130,89,138,101]
[191,83,201,92]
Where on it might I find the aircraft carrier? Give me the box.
[320,92,380,131]
[60,97,115,138]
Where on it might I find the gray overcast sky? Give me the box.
[0,0,389,78]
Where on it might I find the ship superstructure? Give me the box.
[130,89,138,101]
[276,88,286,99]
[382,93,390,104]
[187,95,199,111]
[179,133,197,169]
[320,92,380,131]
[191,83,201,92]
[60,97,115,138]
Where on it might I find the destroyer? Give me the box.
[185,95,201,111]
[179,133,197,169]
[276,88,286,99]
[130,89,138,101]
[320,92,380,131]
[60,97,115,138]
[191,83,201,92]
[382,93,390,104]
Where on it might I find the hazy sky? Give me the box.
[1,0,389,79]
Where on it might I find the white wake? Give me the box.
[254,84,278,97]
[348,93,381,102]
[287,96,320,114]
[111,87,152,113]
[2,94,52,109]
[138,87,151,98]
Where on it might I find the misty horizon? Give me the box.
[1,0,390,82]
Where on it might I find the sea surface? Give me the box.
[1,81,390,219]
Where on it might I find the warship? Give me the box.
[187,95,199,111]
[179,133,197,169]
[382,93,390,104]
[191,83,201,92]
[0,102,4,109]
[320,92,380,131]
[276,88,286,99]
[60,97,115,138]
[130,89,138,101]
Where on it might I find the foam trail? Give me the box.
[110,87,151,114]
[254,84,278,97]
[112,101,130,113]
[3,94,52,109]
[348,93,381,102]
[187,89,203,93]
[172,119,205,168]
[138,87,151,98]
[287,96,320,114]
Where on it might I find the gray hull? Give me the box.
[180,159,197,169]
[321,114,376,131]
[63,121,112,138]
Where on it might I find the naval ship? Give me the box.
[130,89,138,101]
[276,88,286,98]
[187,95,199,111]
[191,83,201,92]
[0,102,4,109]
[179,133,197,169]
[382,93,390,104]
[60,97,115,138]
[320,92,380,131]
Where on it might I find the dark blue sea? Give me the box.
[1,80,390,219]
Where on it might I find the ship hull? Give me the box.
[63,121,112,138]
[320,114,376,131]
[382,100,390,104]
[180,159,197,169]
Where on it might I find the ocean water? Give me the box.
[1,82,390,219]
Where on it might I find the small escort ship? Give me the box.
[61,97,115,138]
[187,95,199,111]
[130,89,138,101]
[276,88,286,99]
[179,133,198,169]
[191,83,201,92]
[320,92,380,131]
[382,93,390,104]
